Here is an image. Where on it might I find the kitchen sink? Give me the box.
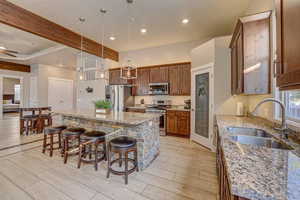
[227,127,272,138]
[230,135,294,150]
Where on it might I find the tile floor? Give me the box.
[0,117,218,200]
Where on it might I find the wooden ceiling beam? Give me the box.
[0,60,30,73]
[0,0,119,61]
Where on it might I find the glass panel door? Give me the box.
[191,66,213,149]
[195,73,209,138]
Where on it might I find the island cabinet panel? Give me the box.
[132,68,150,96]
[166,110,190,137]
[169,64,191,96]
[230,12,271,95]
[276,0,300,90]
[149,66,169,83]
[216,126,250,200]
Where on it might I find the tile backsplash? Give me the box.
[134,96,190,105]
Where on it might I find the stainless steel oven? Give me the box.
[148,83,169,95]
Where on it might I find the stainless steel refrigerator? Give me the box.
[105,85,134,112]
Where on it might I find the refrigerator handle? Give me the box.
[112,89,116,111]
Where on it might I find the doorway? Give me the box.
[48,77,74,111]
[0,75,23,119]
[191,65,214,150]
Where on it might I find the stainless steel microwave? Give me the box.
[148,83,169,95]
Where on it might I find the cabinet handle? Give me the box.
[274,60,281,77]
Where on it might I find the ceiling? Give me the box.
[8,0,251,52]
[0,23,57,55]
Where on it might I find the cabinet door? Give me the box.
[167,111,177,134]
[276,0,300,89]
[231,45,238,95]
[236,30,244,94]
[179,64,191,95]
[169,66,179,95]
[137,68,150,95]
[150,67,169,83]
[149,67,160,83]
[243,18,270,94]
[177,111,190,136]
[109,70,120,85]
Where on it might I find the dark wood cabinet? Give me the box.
[132,68,150,96]
[149,66,169,83]
[230,12,271,95]
[276,0,300,90]
[169,64,191,96]
[109,69,131,85]
[109,62,191,96]
[166,110,190,137]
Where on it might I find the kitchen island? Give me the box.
[54,110,161,170]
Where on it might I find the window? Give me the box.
[14,84,20,103]
[278,90,300,123]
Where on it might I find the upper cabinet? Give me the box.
[149,66,169,83]
[109,69,131,85]
[109,62,191,96]
[276,0,300,90]
[132,68,150,96]
[230,11,271,95]
[169,63,191,96]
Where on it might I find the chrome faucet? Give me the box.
[251,98,289,138]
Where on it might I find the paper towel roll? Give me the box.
[236,102,244,116]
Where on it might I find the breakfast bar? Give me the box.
[54,110,161,170]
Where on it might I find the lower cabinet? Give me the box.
[166,110,190,137]
[216,126,249,200]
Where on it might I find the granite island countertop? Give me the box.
[216,115,300,200]
[54,110,161,126]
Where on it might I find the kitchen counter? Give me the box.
[216,115,300,200]
[55,110,161,170]
[126,105,190,112]
[166,106,190,111]
[54,109,161,126]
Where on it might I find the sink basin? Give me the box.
[227,127,272,138]
[230,135,294,150]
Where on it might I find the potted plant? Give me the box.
[94,100,112,115]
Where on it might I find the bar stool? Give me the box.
[19,108,39,135]
[77,131,107,171]
[42,125,67,157]
[106,136,138,184]
[62,127,86,164]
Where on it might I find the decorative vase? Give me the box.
[95,108,111,115]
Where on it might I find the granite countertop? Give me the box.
[127,105,190,111]
[54,110,161,126]
[216,115,300,200]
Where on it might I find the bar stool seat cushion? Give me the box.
[82,131,106,142]
[44,125,67,134]
[110,136,136,149]
[63,127,86,136]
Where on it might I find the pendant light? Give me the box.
[120,0,137,80]
[77,17,86,81]
[95,9,108,80]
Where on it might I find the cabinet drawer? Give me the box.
[176,111,190,117]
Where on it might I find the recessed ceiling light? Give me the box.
[0,46,6,50]
[182,19,189,24]
[109,36,116,41]
[140,28,147,34]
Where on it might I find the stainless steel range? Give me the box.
[145,100,171,136]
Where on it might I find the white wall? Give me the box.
[77,80,106,110]
[245,0,275,15]
[191,40,215,68]
[118,40,209,67]
[31,64,77,107]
